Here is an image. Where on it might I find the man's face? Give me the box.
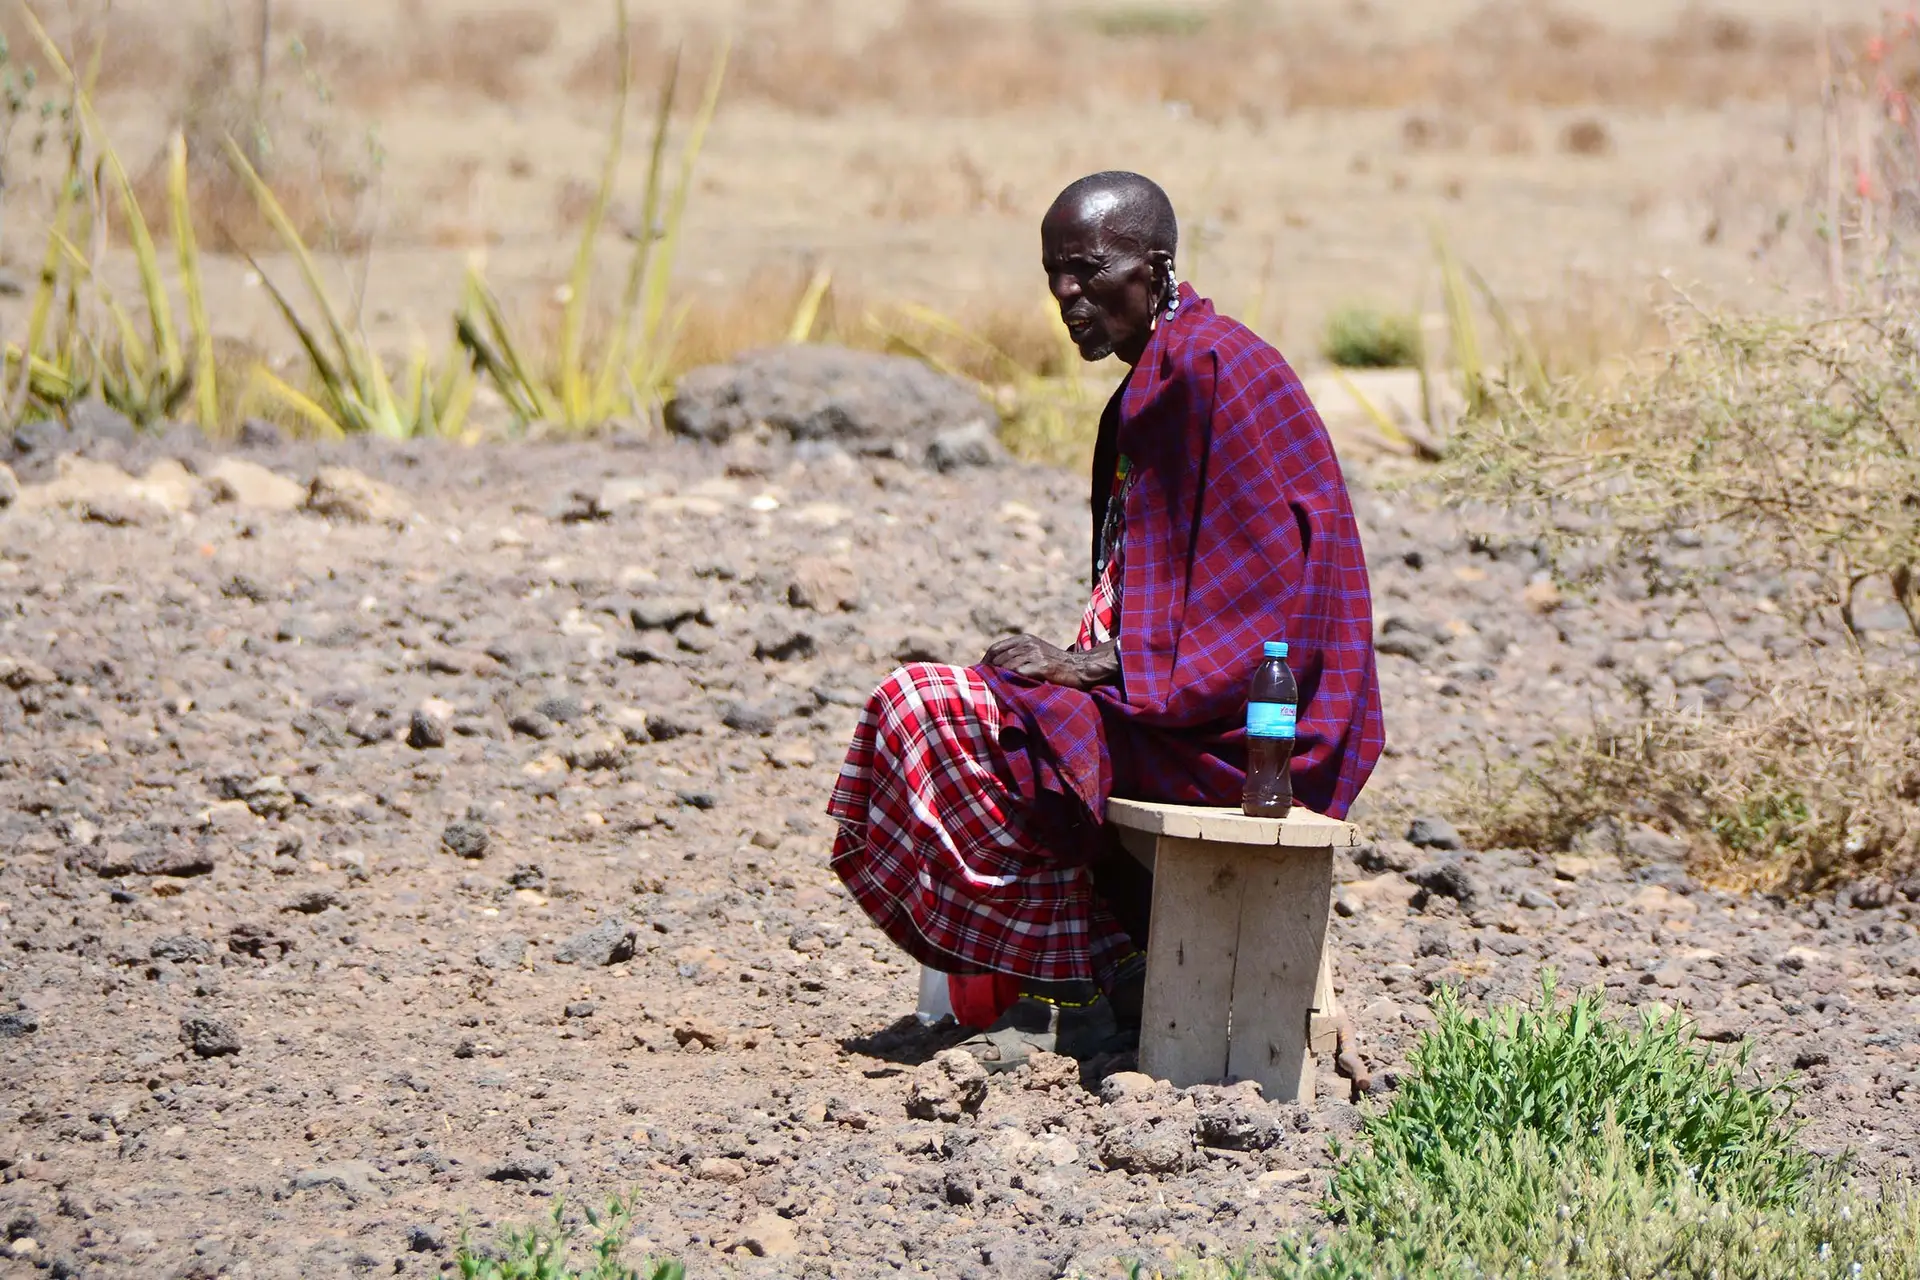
[1041,196,1162,365]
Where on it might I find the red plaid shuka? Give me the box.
[827,563,1131,987]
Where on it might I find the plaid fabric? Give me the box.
[827,656,1136,986]
[982,283,1384,820]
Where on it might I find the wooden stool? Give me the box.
[1106,799,1358,1103]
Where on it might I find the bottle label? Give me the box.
[1247,701,1296,740]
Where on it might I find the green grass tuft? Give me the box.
[1153,980,1918,1279]
[1321,305,1423,369]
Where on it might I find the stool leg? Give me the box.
[1136,837,1239,1087]
[1226,845,1334,1103]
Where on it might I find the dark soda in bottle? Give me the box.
[1242,640,1296,818]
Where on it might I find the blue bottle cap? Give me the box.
[1264,641,1289,660]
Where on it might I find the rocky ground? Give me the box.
[0,412,1917,1280]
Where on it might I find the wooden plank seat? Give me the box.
[1106,798,1358,1104]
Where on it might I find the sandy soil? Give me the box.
[0,425,1916,1277]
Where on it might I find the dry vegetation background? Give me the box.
[0,0,1896,380]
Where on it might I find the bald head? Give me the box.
[1041,172,1180,366]
[1047,171,1179,259]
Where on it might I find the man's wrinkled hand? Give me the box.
[982,634,1081,687]
[982,635,1118,690]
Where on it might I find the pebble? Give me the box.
[1406,815,1465,851]
[552,920,636,967]
[905,1049,989,1121]
[179,1015,242,1058]
[441,818,490,860]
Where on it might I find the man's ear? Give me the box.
[1148,248,1175,292]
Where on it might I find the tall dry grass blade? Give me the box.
[787,267,832,344]
[170,132,219,430]
[1433,228,1485,416]
[248,366,342,438]
[25,6,180,383]
[221,137,357,371]
[559,0,632,424]
[1463,259,1549,400]
[594,42,679,414]
[638,37,729,361]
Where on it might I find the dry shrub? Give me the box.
[1439,285,1920,886]
[577,1,1844,120]
[111,17,367,253]
[1458,666,1920,894]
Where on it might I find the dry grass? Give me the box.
[1455,665,1920,895]
[564,2,1844,122]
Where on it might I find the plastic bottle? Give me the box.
[1241,640,1296,818]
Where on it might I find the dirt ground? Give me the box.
[0,424,1917,1278]
[0,0,1899,376]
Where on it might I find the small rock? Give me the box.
[130,842,217,878]
[1522,578,1564,613]
[240,775,296,819]
[674,1017,730,1050]
[1375,628,1438,664]
[564,1002,596,1019]
[1024,1050,1080,1091]
[179,1015,242,1058]
[905,1048,990,1121]
[695,1156,749,1184]
[1794,1047,1832,1070]
[150,935,214,963]
[754,627,818,662]
[228,922,296,959]
[788,558,860,612]
[925,419,1008,472]
[1517,888,1556,910]
[477,936,528,970]
[283,888,340,915]
[1099,1123,1195,1175]
[1098,1071,1163,1105]
[291,1161,382,1202]
[306,467,409,525]
[629,598,709,631]
[508,708,557,740]
[1848,880,1895,911]
[204,458,304,511]
[1407,815,1464,850]
[1196,1100,1284,1152]
[442,819,490,860]
[732,1210,800,1259]
[721,701,778,736]
[408,701,452,750]
[484,1156,554,1183]
[563,733,627,772]
[553,920,636,967]
[405,1225,446,1254]
[893,632,947,664]
[0,1012,38,1038]
[1408,860,1481,906]
[83,490,166,527]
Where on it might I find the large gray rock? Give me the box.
[666,346,997,451]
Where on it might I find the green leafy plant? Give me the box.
[1333,978,1808,1219]
[458,1,727,433]
[456,1197,682,1280]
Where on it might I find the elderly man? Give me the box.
[829,172,1383,1061]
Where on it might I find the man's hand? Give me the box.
[982,636,1120,690]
